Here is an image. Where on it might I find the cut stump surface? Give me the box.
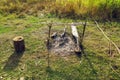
[13,36,25,53]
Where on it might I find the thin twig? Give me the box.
[109,64,120,78]
[109,41,112,57]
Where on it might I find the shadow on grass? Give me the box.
[46,67,74,80]
[3,52,24,71]
[79,44,98,79]
[75,51,82,58]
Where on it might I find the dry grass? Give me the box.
[54,0,120,20]
[0,0,120,20]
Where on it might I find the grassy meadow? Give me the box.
[0,0,120,80]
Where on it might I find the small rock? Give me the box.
[20,77,24,80]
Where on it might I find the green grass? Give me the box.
[0,14,120,80]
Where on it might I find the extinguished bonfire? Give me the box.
[47,24,81,56]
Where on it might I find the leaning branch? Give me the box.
[94,21,120,54]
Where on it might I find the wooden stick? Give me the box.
[95,21,120,54]
[47,23,52,67]
[38,22,94,26]
[109,41,112,57]
[109,64,120,78]
[81,21,87,43]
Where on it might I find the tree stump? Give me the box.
[13,36,25,53]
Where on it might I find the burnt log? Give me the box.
[71,24,80,52]
[60,26,66,38]
[51,32,57,39]
[13,36,25,53]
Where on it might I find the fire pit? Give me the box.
[46,24,81,56]
[50,33,76,56]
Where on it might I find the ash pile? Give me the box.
[47,24,81,56]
